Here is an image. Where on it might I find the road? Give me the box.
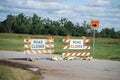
[0,51,120,80]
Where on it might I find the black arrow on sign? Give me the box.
[92,24,97,27]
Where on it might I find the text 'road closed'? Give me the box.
[30,39,45,49]
[70,39,84,49]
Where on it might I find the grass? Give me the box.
[94,38,120,61]
[0,33,120,61]
[0,65,41,80]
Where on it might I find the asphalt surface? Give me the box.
[0,51,120,80]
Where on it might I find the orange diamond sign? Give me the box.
[90,20,99,28]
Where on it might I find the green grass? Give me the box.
[0,65,15,80]
[0,33,120,61]
[0,65,41,80]
[94,38,120,61]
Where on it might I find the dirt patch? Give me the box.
[0,59,44,80]
[0,59,30,69]
[0,59,40,73]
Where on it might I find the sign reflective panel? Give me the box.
[90,20,99,28]
[70,39,84,49]
[30,39,45,49]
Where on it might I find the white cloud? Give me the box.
[89,0,112,7]
[75,6,107,13]
[0,12,8,21]
[55,10,72,15]
[0,0,69,10]
[25,1,68,10]
[89,0,120,9]
[0,0,70,20]
[100,18,120,22]
[89,13,120,18]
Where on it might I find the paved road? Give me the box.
[0,51,120,80]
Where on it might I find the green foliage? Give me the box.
[0,65,15,80]
[100,28,117,38]
[0,13,120,38]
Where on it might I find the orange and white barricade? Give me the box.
[24,50,54,54]
[62,52,90,57]
[24,36,54,54]
[62,36,91,60]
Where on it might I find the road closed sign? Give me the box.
[70,39,84,49]
[30,39,45,49]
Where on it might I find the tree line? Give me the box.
[0,13,120,38]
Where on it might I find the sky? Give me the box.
[0,0,120,31]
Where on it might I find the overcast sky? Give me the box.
[0,0,120,31]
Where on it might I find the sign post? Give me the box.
[90,20,99,56]
[47,36,53,59]
[24,37,30,61]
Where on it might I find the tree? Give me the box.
[48,27,58,35]
[59,18,68,27]
[29,13,44,34]
[2,14,16,33]
[100,28,117,38]
[0,13,119,38]
[116,30,120,38]
[0,21,4,32]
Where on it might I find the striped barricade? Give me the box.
[62,52,90,57]
[24,50,54,54]
[62,46,90,50]
[62,36,91,58]
[24,37,54,54]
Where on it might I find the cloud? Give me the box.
[0,0,69,10]
[38,0,61,2]
[0,0,70,20]
[89,13,120,18]
[89,0,112,7]
[55,10,72,15]
[89,0,120,9]
[0,12,8,21]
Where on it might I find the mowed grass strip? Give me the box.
[0,65,41,80]
[0,38,23,51]
[94,38,120,61]
[0,33,120,61]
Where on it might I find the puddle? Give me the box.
[105,69,110,71]
[104,69,110,71]
[27,67,40,72]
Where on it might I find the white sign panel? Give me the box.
[70,39,84,49]
[30,39,45,49]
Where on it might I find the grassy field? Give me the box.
[0,33,120,61]
[0,65,41,80]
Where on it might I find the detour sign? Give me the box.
[90,20,99,28]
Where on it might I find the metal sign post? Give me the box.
[24,37,30,61]
[90,20,99,56]
[93,28,95,56]
[26,53,29,61]
[47,36,54,59]
[49,43,52,59]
